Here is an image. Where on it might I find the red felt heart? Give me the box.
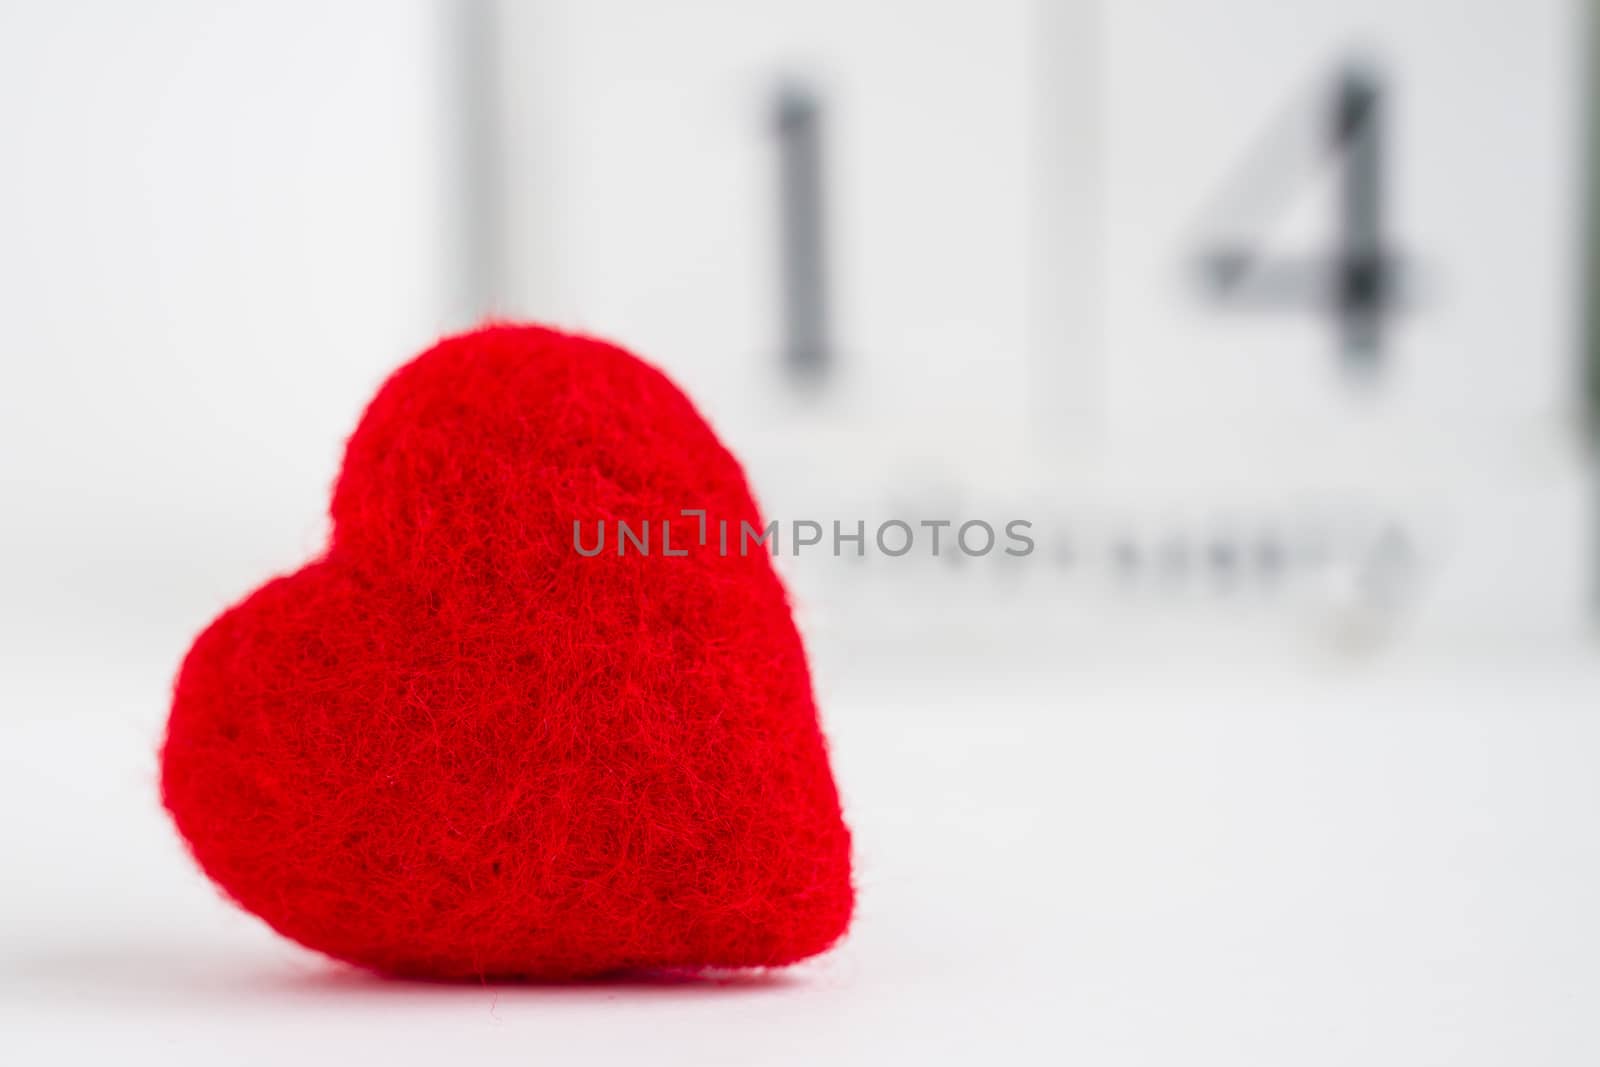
[161,325,854,979]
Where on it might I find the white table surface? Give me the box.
[5,650,1600,1065]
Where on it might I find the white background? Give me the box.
[3,1,1599,1063]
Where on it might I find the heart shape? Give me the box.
[161,325,854,979]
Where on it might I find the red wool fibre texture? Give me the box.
[161,324,854,979]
